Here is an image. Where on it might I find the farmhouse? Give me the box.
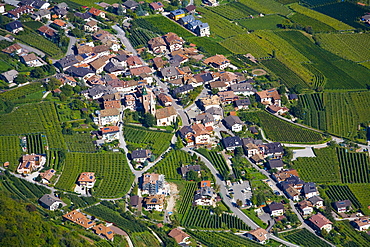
[247,228,268,244]
[149,2,164,12]
[89,7,105,18]
[297,200,313,216]
[17,154,46,174]
[267,159,284,171]
[148,37,167,53]
[63,210,96,229]
[39,194,63,211]
[168,228,190,245]
[77,172,96,188]
[98,108,120,126]
[143,194,165,211]
[256,88,281,106]
[6,21,24,34]
[131,149,152,163]
[204,55,230,70]
[163,32,185,51]
[308,213,332,232]
[1,70,19,83]
[39,169,56,183]
[267,202,284,216]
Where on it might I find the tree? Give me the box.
[187,170,198,181]
[211,88,219,95]
[117,5,125,15]
[70,99,84,110]
[69,28,84,38]
[214,206,222,216]
[236,199,243,208]
[30,67,45,78]
[142,113,155,127]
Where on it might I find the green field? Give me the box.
[189,231,264,247]
[220,33,269,57]
[239,0,291,15]
[237,15,286,30]
[315,33,370,62]
[149,149,193,180]
[337,148,370,184]
[288,12,335,32]
[186,37,232,56]
[294,147,341,183]
[0,102,66,150]
[123,125,173,156]
[255,111,325,143]
[348,184,370,215]
[56,153,134,198]
[206,2,258,21]
[281,229,331,247]
[0,82,44,103]
[64,133,96,153]
[326,184,362,209]
[0,136,22,170]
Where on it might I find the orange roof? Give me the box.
[92,224,114,240]
[77,172,95,183]
[309,214,332,228]
[248,228,268,242]
[53,19,66,27]
[100,126,119,134]
[104,100,121,109]
[130,66,152,76]
[256,88,280,101]
[63,210,96,229]
[40,169,56,181]
[89,7,103,16]
[200,180,211,188]
[204,54,230,66]
[168,228,190,244]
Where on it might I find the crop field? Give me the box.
[182,207,250,230]
[281,229,331,247]
[288,12,335,32]
[290,3,354,30]
[206,2,258,21]
[298,93,326,131]
[326,185,362,209]
[64,133,96,153]
[293,147,341,183]
[197,7,245,39]
[348,184,370,215]
[276,31,370,89]
[0,102,66,150]
[149,150,193,180]
[26,134,45,154]
[0,136,22,170]
[139,15,194,38]
[220,33,269,57]
[0,82,43,103]
[177,182,197,219]
[123,125,173,156]
[56,153,134,198]
[335,221,370,247]
[128,28,158,48]
[337,148,370,184]
[237,15,286,30]
[131,232,160,247]
[262,59,308,89]
[239,0,291,15]
[196,148,229,179]
[300,0,336,7]
[189,231,264,247]
[313,2,368,30]
[315,33,370,62]
[186,37,231,56]
[17,31,64,59]
[23,21,43,30]
[255,111,324,143]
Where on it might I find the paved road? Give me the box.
[113,24,137,56]
[17,43,45,57]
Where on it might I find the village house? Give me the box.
[209,80,228,92]
[6,21,24,34]
[149,1,164,12]
[163,32,185,51]
[124,94,136,110]
[160,66,184,81]
[247,228,268,244]
[123,0,139,10]
[351,218,370,231]
[66,66,95,82]
[20,53,45,67]
[131,149,152,163]
[100,126,119,142]
[195,22,210,37]
[92,224,114,241]
[243,142,260,158]
[282,184,300,201]
[302,182,319,199]
[205,107,223,122]
[141,173,166,195]
[267,202,284,217]
[195,112,215,128]
[19,0,49,9]
[218,91,239,104]
[84,20,99,33]
[8,6,34,19]
[152,57,168,70]
[89,56,110,73]
[180,165,201,178]
[130,66,152,77]
[89,7,106,18]
[169,9,185,21]
[130,195,140,208]
[231,82,256,96]
[53,2,69,18]
[52,19,67,29]
[272,169,299,183]
[183,123,213,147]
[261,142,284,158]
[222,136,242,151]
[267,159,284,171]
[308,213,332,233]
[297,200,314,216]
[144,194,165,211]
[63,210,96,229]
[267,105,289,115]
[2,43,22,56]
[156,106,177,126]
[256,88,281,106]
[39,169,56,183]
[0,3,4,13]
[308,195,324,209]
[77,172,96,188]
[223,115,243,132]
[98,108,120,126]
[103,99,121,110]
[168,228,190,245]
[204,54,230,70]
[17,154,46,174]
[333,200,352,213]
[157,93,172,107]
[179,15,195,26]
[38,25,57,40]
[172,84,194,97]
[199,95,221,110]
[31,9,51,21]
[55,55,80,71]
[1,70,19,83]
[234,99,251,110]
[148,36,167,53]
[39,194,63,211]
[194,185,216,206]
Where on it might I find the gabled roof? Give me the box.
[39,194,61,207]
[268,202,284,211]
[132,149,151,159]
[231,82,256,93]
[123,0,139,8]
[63,210,96,229]
[156,106,177,119]
[89,7,104,16]
[309,213,332,228]
[2,43,22,54]
[149,1,164,9]
[303,182,317,194]
[204,54,229,66]
[168,228,190,244]
[6,21,23,31]
[100,126,119,134]
[222,136,242,148]
[78,172,95,183]
[256,88,280,100]
[65,66,94,77]
[224,115,243,126]
[248,228,267,242]
[268,159,284,169]
[308,195,324,205]
[173,84,193,95]
[100,108,120,117]
[92,224,114,240]
[334,200,352,209]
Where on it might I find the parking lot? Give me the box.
[228,181,252,205]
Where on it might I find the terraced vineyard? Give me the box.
[196,148,229,178]
[182,207,250,230]
[220,33,269,57]
[0,136,22,170]
[239,0,291,15]
[149,149,193,180]
[128,28,158,48]
[335,221,370,247]
[294,147,341,183]
[190,231,263,247]
[298,93,326,131]
[348,184,370,215]
[326,185,362,209]
[0,82,43,103]
[123,125,173,156]
[178,182,197,219]
[64,133,96,153]
[281,229,331,247]
[255,111,324,143]
[288,12,335,32]
[57,153,134,198]
[337,148,370,184]
[187,37,231,56]
[0,102,66,150]
[206,2,258,21]
[237,15,286,30]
